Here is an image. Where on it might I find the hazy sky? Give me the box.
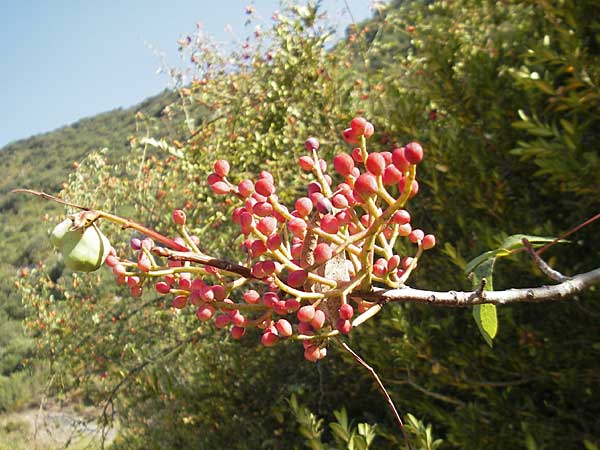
[1,1,375,148]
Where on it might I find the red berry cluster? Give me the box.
[104,118,435,361]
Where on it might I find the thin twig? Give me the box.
[522,238,570,282]
[336,338,412,450]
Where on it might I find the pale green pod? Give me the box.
[61,224,111,272]
[50,218,73,250]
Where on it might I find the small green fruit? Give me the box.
[53,222,111,272]
[50,219,73,249]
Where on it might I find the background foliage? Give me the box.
[2,0,599,448]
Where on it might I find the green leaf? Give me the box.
[471,257,497,347]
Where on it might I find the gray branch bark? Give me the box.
[356,267,600,307]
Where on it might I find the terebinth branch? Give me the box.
[356,267,600,306]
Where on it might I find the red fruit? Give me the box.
[320,214,339,234]
[311,309,326,329]
[266,233,282,250]
[251,240,267,258]
[295,197,313,217]
[231,326,246,339]
[275,319,293,337]
[261,331,279,347]
[257,216,277,235]
[284,298,300,313]
[297,304,316,323]
[313,243,333,265]
[243,290,261,304]
[254,202,273,217]
[392,209,411,225]
[297,322,312,334]
[304,345,321,362]
[307,182,322,195]
[409,229,425,244]
[339,303,354,320]
[398,223,412,237]
[388,255,401,271]
[299,155,314,171]
[335,210,351,226]
[214,159,230,177]
[155,281,171,294]
[137,252,151,272]
[337,319,352,334]
[238,179,254,197]
[196,305,215,321]
[105,254,119,268]
[404,142,423,165]
[288,270,308,288]
[262,292,280,308]
[422,234,436,250]
[172,209,186,225]
[212,284,226,301]
[258,170,274,182]
[251,262,266,278]
[173,295,188,309]
[304,137,320,151]
[130,238,142,251]
[231,311,246,327]
[287,217,307,237]
[210,181,230,195]
[363,122,374,138]
[350,117,368,135]
[382,164,403,185]
[354,173,378,198]
[331,193,348,209]
[366,152,386,175]
[207,173,222,185]
[316,197,333,215]
[351,147,363,162]
[255,179,275,197]
[342,128,359,145]
[381,151,392,164]
[392,147,410,171]
[402,257,414,270]
[215,314,231,328]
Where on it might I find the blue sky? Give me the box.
[1,1,375,148]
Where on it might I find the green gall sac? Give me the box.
[50,220,111,272]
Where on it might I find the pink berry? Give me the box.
[255,178,275,197]
[261,331,279,347]
[304,137,320,151]
[332,193,349,209]
[404,142,423,164]
[337,319,352,334]
[333,153,355,176]
[243,290,261,304]
[392,210,411,225]
[382,165,403,185]
[287,217,307,237]
[155,281,171,294]
[366,153,386,175]
[266,233,282,250]
[363,122,374,138]
[342,128,359,145]
[196,305,215,321]
[422,234,436,250]
[173,295,188,309]
[254,202,273,217]
[409,229,425,244]
[297,304,316,323]
[298,155,314,171]
[295,197,313,217]
[310,309,326,330]
[354,173,378,198]
[238,179,254,197]
[275,319,293,337]
[210,181,230,195]
[137,252,152,272]
[339,303,354,320]
[130,238,142,251]
[215,314,231,328]
[313,243,332,265]
[350,117,368,136]
[351,147,363,162]
[288,270,308,288]
[315,197,333,215]
[231,326,246,339]
[257,216,277,235]
[320,214,339,234]
[214,159,230,177]
[304,345,321,362]
[392,147,410,171]
[285,298,301,312]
